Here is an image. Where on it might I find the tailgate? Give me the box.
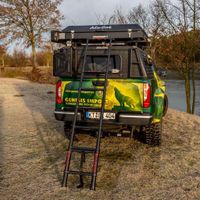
[61,78,149,113]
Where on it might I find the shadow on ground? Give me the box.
[14,83,65,183]
[0,97,4,190]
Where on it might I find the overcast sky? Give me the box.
[59,0,151,27]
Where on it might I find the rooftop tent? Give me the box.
[62,24,144,32]
[51,24,149,47]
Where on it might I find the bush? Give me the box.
[8,49,28,67]
[36,50,53,66]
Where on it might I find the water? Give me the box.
[165,80,200,115]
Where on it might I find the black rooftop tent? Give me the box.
[51,24,149,47]
[62,24,143,32]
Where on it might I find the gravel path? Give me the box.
[0,78,200,200]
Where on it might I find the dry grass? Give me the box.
[0,69,28,79]
[0,78,200,200]
[0,67,56,84]
[30,67,56,84]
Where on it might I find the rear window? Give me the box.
[75,47,145,77]
[53,47,147,78]
[82,55,120,72]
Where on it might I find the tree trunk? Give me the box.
[192,0,196,114]
[31,40,40,82]
[191,65,196,114]
[31,41,37,69]
[184,71,191,113]
[2,55,5,67]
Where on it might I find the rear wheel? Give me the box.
[143,122,162,146]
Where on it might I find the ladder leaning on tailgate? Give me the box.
[61,38,112,190]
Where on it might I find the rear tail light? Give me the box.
[56,81,62,104]
[143,83,151,108]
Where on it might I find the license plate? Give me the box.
[86,112,115,120]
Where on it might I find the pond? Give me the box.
[165,80,200,115]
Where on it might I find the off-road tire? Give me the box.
[143,122,162,146]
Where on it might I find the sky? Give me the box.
[59,0,151,27]
[8,0,152,54]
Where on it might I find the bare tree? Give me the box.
[0,0,63,68]
[0,45,6,70]
[109,7,127,24]
[127,4,151,34]
[127,3,167,61]
[154,0,200,113]
[96,13,110,25]
[184,0,200,113]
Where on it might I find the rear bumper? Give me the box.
[54,110,152,126]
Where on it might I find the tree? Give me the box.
[9,49,28,67]
[154,0,200,114]
[0,0,63,68]
[109,7,127,24]
[36,44,53,67]
[127,3,166,62]
[97,7,127,24]
[0,45,6,69]
[95,0,200,114]
[127,4,151,34]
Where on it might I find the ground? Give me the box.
[0,78,200,200]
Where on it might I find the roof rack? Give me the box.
[51,24,149,47]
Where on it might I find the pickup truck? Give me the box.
[52,24,168,146]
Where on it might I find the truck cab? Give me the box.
[51,24,168,146]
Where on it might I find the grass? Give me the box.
[0,69,28,78]
[0,77,200,200]
[2,110,200,199]
[0,67,56,84]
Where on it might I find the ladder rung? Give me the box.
[80,88,104,92]
[71,146,96,153]
[75,125,99,130]
[67,170,93,176]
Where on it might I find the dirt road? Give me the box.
[0,78,200,200]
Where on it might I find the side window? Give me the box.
[53,48,72,77]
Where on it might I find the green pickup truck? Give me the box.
[52,24,168,146]
[51,24,168,190]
